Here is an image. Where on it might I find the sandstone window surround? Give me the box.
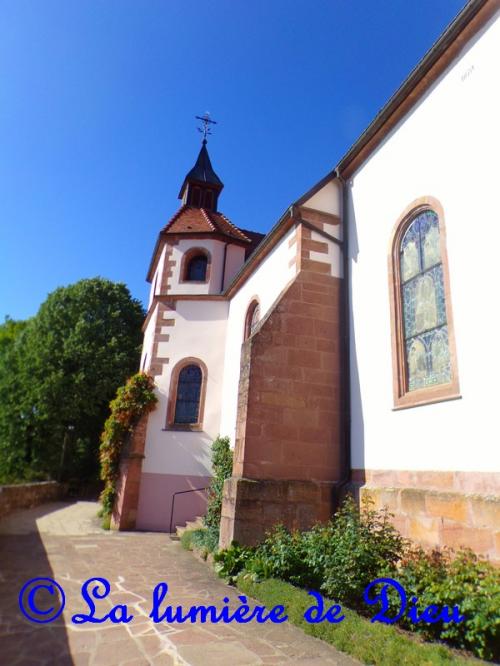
[244,298,260,341]
[165,357,207,431]
[388,196,460,409]
[180,248,211,283]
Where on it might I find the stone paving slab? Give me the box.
[0,501,359,665]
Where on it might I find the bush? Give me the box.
[212,495,499,660]
[248,496,406,607]
[391,547,500,661]
[250,524,316,588]
[318,496,406,608]
[204,435,233,533]
[213,542,255,584]
[181,527,219,558]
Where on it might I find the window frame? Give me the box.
[180,248,211,284]
[165,358,208,431]
[388,196,460,409]
[244,298,260,341]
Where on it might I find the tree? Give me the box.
[0,278,144,483]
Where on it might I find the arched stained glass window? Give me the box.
[186,254,208,281]
[174,364,202,424]
[400,209,451,391]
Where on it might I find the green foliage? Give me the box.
[250,525,311,586]
[247,496,406,603]
[237,576,479,666]
[390,547,500,661]
[213,542,255,584]
[0,280,144,483]
[204,435,233,532]
[318,496,406,607]
[213,496,499,660]
[180,527,219,558]
[99,372,157,516]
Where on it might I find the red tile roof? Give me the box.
[161,205,252,243]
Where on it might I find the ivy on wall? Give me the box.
[99,372,157,516]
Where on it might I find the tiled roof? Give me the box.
[161,205,252,243]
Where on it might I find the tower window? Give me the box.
[203,190,214,210]
[186,254,208,281]
[190,187,202,207]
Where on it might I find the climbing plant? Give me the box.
[99,372,157,516]
[204,435,233,533]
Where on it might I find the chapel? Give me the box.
[113,0,500,562]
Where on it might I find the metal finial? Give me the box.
[195,112,217,141]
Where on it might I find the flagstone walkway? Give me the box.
[0,501,358,665]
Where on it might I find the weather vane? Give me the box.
[195,112,217,141]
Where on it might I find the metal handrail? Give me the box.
[169,486,208,534]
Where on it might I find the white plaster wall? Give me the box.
[304,179,341,218]
[148,244,166,307]
[170,238,225,295]
[220,227,297,443]
[142,299,229,477]
[140,305,157,372]
[349,13,500,473]
[224,244,246,289]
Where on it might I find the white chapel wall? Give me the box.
[348,12,500,474]
[220,227,297,444]
[142,299,229,477]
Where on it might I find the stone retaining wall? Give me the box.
[0,481,66,519]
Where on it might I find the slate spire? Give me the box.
[178,139,224,211]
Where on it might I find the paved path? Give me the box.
[0,501,358,665]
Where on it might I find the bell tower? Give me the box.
[178,139,224,212]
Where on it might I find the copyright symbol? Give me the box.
[18,577,66,624]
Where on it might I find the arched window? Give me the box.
[167,358,207,429]
[244,299,260,340]
[389,199,459,408]
[186,254,208,281]
[174,365,202,424]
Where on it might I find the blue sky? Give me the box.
[1,0,466,320]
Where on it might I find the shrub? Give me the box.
[213,542,255,584]
[212,495,499,660]
[204,435,233,532]
[251,524,316,587]
[248,496,406,608]
[181,527,219,557]
[319,496,406,608]
[392,547,500,661]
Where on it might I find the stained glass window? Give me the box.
[186,254,207,281]
[400,210,451,391]
[174,365,202,424]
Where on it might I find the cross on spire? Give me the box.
[195,112,217,142]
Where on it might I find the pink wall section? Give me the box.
[135,472,211,532]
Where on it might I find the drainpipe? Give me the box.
[335,168,352,495]
[220,242,228,292]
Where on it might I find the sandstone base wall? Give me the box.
[220,477,342,547]
[354,484,500,563]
